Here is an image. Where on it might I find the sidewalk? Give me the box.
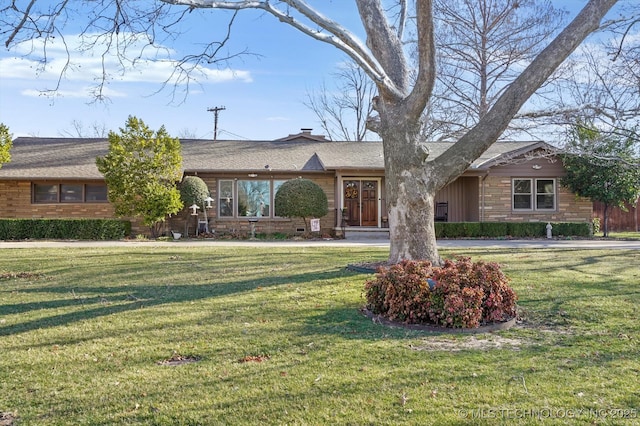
[1,238,639,250]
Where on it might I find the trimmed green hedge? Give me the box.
[434,222,591,238]
[0,219,131,240]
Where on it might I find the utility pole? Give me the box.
[207,106,226,140]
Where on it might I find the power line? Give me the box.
[217,128,250,140]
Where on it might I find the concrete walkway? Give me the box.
[1,238,639,250]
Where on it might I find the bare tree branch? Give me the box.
[304,61,376,141]
[428,0,568,140]
[4,0,37,47]
[432,0,619,190]
[354,0,409,100]
[161,0,404,98]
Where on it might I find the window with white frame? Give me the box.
[218,180,234,217]
[512,178,556,211]
[218,179,289,218]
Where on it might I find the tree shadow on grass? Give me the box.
[302,306,462,341]
[0,268,357,338]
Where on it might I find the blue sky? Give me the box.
[0,0,616,140]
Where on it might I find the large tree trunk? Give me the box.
[379,111,442,265]
[386,172,440,265]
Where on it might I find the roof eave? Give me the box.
[474,141,553,169]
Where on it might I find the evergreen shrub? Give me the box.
[0,219,130,240]
[434,222,590,238]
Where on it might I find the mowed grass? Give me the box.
[0,246,638,425]
[599,231,640,240]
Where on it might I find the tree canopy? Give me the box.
[96,116,183,236]
[561,122,640,236]
[0,124,12,167]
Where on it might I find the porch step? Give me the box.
[344,228,390,240]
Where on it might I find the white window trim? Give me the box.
[512,178,556,212]
[217,179,235,218]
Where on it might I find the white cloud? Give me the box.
[1,33,252,87]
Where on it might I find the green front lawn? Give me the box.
[1,246,638,425]
[598,231,640,240]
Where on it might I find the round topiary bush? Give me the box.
[275,178,328,233]
[364,257,517,328]
[179,175,210,207]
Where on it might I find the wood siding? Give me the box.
[1,152,594,239]
[435,177,479,222]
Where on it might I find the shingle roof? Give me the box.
[179,139,386,172]
[0,138,108,179]
[0,137,545,180]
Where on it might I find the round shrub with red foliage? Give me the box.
[364,260,435,323]
[364,257,517,328]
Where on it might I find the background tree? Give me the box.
[561,122,640,236]
[275,179,328,234]
[305,61,376,141]
[305,0,568,143]
[96,116,183,237]
[428,0,567,141]
[59,120,109,138]
[179,175,211,235]
[514,2,640,143]
[0,123,12,168]
[3,0,620,264]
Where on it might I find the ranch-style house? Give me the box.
[0,129,593,237]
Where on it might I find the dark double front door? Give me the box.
[343,180,378,227]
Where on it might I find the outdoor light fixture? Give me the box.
[248,173,258,178]
[532,164,542,170]
[204,196,214,209]
[189,204,200,216]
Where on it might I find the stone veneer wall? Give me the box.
[481,176,592,222]
[0,181,114,219]
[172,174,338,237]
[0,176,338,238]
[0,181,145,235]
